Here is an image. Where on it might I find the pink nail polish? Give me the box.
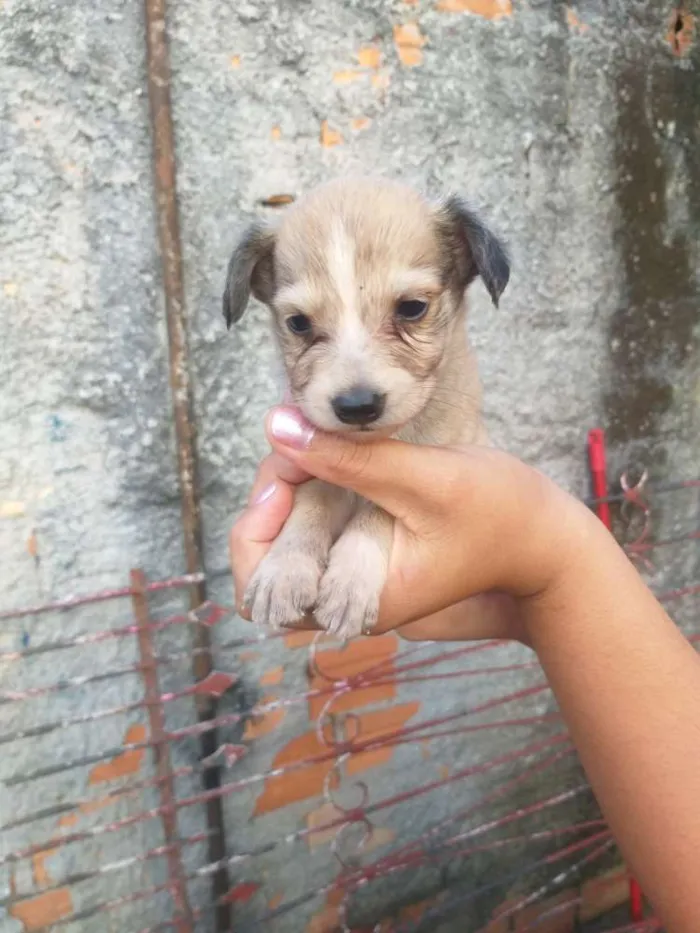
[269,408,315,449]
[253,482,277,505]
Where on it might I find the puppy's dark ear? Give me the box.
[438,196,510,307]
[222,223,276,329]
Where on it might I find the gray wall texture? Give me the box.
[1,0,699,930]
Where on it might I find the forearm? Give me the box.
[522,507,700,932]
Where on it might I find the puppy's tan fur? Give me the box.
[224,177,509,638]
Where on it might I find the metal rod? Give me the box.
[133,570,194,933]
[142,0,230,923]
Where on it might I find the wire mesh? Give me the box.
[1,460,698,933]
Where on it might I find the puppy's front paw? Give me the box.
[244,544,325,630]
[315,532,388,640]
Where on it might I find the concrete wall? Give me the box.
[1,0,699,930]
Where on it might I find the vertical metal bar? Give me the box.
[132,569,194,933]
[142,2,231,927]
[587,429,645,922]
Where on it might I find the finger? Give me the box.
[248,453,312,505]
[264,407,459,526]
[230,481,295,614]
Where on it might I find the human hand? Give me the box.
[230,407,590,640]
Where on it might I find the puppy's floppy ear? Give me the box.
[438,196,510,307]
[222,223,276,329]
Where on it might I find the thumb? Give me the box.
[264,406,451,524]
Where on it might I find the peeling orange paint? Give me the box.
[238,650,261,662]
[438,764,450,781]
[371,72,391,91]
[88,723,146,785]
[345,702,420,776]
[243,695,286,740]
[320,120,343,147]
[306,887,344,933]
[254,730,338,815]
[667,9,695,57]
[230,54,242,68]
[376,893,445,931]
[333,69,363,84]
[260,665,284,686]
[436,0,511,16]
[364,825,396,853]
[357,45,382,69]
[566,7,589,32]
[393,22,426,66]
[308,634,399,719]
[270,125,282,141]
[284,629,317,648]
[305,801,344,848]
[57,813,78,829]
[268,892,284,911]
[10,889,73,931]
[27,532,38,559]
[31,849,56,889]
[351,116,371,131]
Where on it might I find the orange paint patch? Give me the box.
[438,764,450,781]
[376,893,445,930]
[32,849,56,888]
[305,802,345,848]
[667,9,695,57]
[566,7,589,32]
[306,887,344,933]
[57,813,78,829]
[436,0,511,16]
[10,889,73,930]
[238,650,261,662]
[351,117,371,131]
[346,702,420,776]
[268,892,284,911]
[320,120,343,147]
[260,666,284,686]
[230,55,242,68]
[284,630,317,648]
[363,825,396,853]
[333,69,363,84]
[270,125,282,141]
[27,532,38,559]
[357,45,382,69]
[372,72,391,91]
[307,634,399,719]
[88,724,147,785]
[254,730,338,815]
[393,22,426,66]
[243,695,286,740]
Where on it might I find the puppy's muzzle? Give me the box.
[331,386,386,426]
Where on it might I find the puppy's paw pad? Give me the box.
[244,549,324,630]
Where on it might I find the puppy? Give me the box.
[224,177,509,639]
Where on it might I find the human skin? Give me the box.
[230,406,700,932]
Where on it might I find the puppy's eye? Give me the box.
[395,299,429,322]
[286,313,312,335]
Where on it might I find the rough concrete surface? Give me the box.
[1,0,699,930]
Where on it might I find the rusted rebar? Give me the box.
[135,571,194,930]
[143,0,230,925]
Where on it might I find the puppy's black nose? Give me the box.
[331,386,386,426]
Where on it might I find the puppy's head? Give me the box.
[223,178,509,432]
